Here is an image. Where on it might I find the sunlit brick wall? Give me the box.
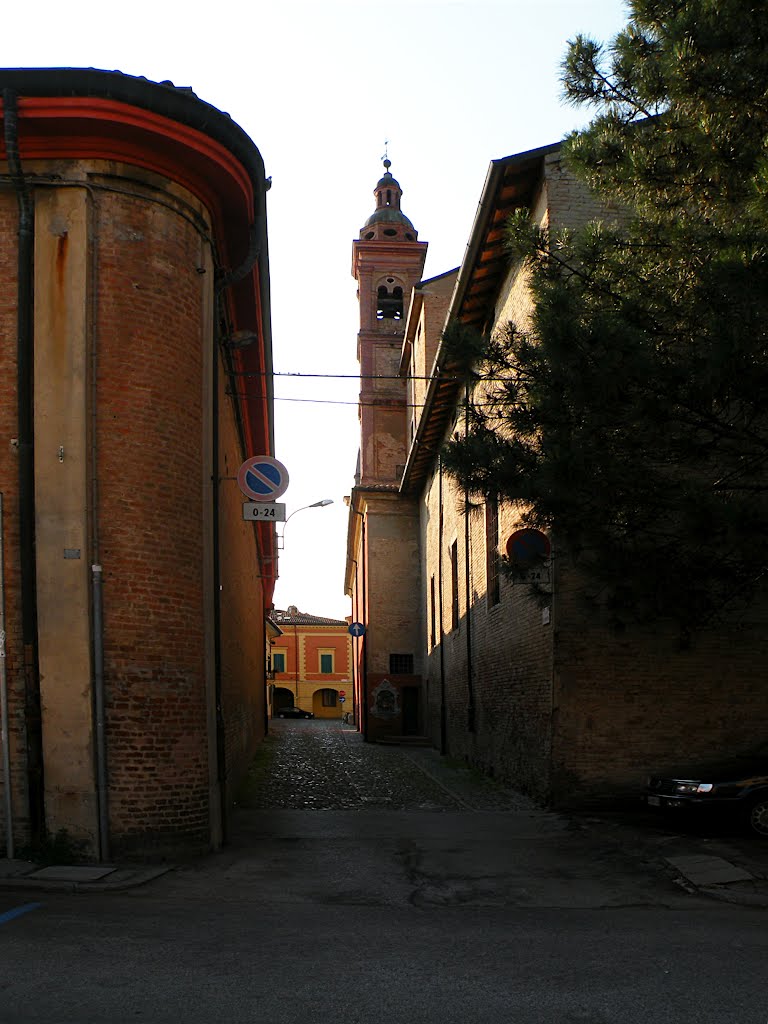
[93,171,211,853]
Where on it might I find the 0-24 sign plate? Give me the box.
[242,502,286,522]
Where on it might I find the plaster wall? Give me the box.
[363,493,422,678]
[34,184,96,844]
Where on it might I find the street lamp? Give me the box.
[278,499,333,549]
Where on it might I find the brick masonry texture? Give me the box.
[414,154,768,807]
[0,193,31,843]
[0,162,269,855]
[94,182,211,852]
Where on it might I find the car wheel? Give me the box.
[746,795,768,837]
[278,712,286,719]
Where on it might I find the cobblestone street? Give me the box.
[238,718,541,814]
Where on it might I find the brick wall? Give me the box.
[419,154,768,807]
[421,461,554,800]
[552,557,768,805]
[94,177,211,853]
[0,160,271,856]
[0,192,30,849]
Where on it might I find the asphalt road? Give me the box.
[1,720,765,1024]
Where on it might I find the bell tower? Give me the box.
[352,160,427,486]
[345,160,428,743]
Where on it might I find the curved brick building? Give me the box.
[0,69,275,858]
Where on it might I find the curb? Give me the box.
[0,863,173,893]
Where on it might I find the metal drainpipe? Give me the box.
[3,89,45,844]
[463,504,475,725]
[349,558,358,728]
[0,493,14,859]
[293,623,299,699]
[464,495,475,733]
[464,387,475,734]
[91,565,108,860]
[88,188,110,863]
[438,457,446,755]
[211,301,227,846]
[359,514,369,742]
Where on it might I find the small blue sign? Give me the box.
[348,622,365,637]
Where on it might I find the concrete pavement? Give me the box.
[1,720,766,907]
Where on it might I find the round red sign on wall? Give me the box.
[505,528,551,563]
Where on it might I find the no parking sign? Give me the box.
[237,456,289,501]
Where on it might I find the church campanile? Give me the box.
[345,160,428,742]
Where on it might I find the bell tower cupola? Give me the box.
[360,159,419,244]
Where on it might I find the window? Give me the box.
[429,575,436,648]
[389,653,414,674]
[320,652,334,673]
[376,280,404,320]
[321,689,337,707]
[485,494,500,607]
[271,651,286,674]
[450,540,459,630]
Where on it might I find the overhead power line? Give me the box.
[232,369,462,382]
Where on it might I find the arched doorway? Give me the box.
[273,687,294,715]
[312,688,341,719]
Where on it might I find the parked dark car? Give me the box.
[275,706,314,720]
[645,750,768,837]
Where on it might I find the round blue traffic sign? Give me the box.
[348,622,366,637]
[506,528,550,563]
[237,456,289,501]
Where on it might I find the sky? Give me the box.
[3,0,630,620]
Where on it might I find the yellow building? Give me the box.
[268,607,353,719]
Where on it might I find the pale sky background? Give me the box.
[3,0,629,620]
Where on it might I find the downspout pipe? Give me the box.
[211,296,227,845]
[438,457,446,755]
[89,191,110,863]
[3,89,45,844]
[91,565,109,861]
[0,493,13,859]
[350,558,359,729]
[293,623,299,698]
[464,390,475,734]
[359,513,369,742]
